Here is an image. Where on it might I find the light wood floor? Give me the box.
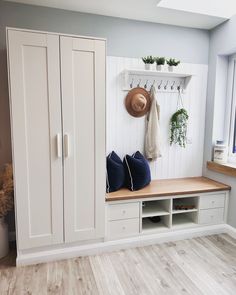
[1,234,236,295]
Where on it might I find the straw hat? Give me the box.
[125,87,151,117]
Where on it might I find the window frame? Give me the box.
[227,55,236,162]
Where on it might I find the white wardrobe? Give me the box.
[7,28,106,251]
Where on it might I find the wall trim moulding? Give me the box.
[16,223,235,266]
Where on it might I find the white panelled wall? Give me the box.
[107,56,208,179]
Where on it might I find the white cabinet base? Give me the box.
[16,223,234,266]
[106,191,229,241]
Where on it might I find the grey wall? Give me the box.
[0,1,209,168]
[203,16,236,228]
[0,1,210,232]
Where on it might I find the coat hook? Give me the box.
[177,81,183,91]
[130,78,134,89]
[171,81,176,90]
[150,80,156,91]
[144,80,149,89]
[164,80,169,90]
[137,79,141,87]
[158,80,163,90]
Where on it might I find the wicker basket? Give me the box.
[0,217,8,259]
[0,164,13,259]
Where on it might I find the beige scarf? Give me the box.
[144,86,162,161]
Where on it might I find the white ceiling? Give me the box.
[5,0,236,29]
[159,0,236,19]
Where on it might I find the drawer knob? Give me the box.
[122,210,126,214]
[122,226,126,230]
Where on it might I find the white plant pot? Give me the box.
[168,65,174,72]
[156,65,163,71]
[0,218,9,259]
[144,64,152,70]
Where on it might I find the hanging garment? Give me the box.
[144,85,162,161]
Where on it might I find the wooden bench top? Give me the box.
[106,177,231,202]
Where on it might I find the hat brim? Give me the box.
[125,87,151,117]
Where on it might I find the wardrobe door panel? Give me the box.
[7,30,64,250]
[61,36,106,242]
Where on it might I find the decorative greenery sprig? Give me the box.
[170,108,189,148]
[155,57,165,65]
[167,58,180,66]
[142,56,155,64]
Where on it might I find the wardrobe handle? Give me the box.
[56,134,62,158]
[64,134,70,158]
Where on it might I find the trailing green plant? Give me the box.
[170,108,189,148]
[142,56,155,64]
[155,57,165,65]
[167,58,180,66]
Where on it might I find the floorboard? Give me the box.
[0,234,236,295]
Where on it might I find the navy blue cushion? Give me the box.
[106,151,125,193]
[123,151,151,191]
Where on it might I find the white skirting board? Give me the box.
[16,224,236,266]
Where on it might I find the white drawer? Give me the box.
[108,202,139,221]
[108,218,140,240]
[199,208,224,225]
[199,194,225,209]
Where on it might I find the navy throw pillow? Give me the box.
[106,151,125,193]
[123,151,151,191]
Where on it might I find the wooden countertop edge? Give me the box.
[106,188,229,202]
[207,161,236,177]
[106,176,231,202]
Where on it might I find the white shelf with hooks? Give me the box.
[121,69,193,92]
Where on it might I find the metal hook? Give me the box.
[158,80,163,90]
[144,80,149,89]
[171,81,176,90]
[164,80,169,90]
[137,79,141,87]
[150,80,156,91]
[130,78,134,89]
[177,81,183,91]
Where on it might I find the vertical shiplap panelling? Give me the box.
[106,57,208,179]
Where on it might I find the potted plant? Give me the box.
[0,164,14,259]
[155,57,165,71]
[166,58,180,72]
[142,56,155,70]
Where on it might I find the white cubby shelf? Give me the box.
[141,197,198,233]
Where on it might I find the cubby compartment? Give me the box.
[172,197,198,214]
[172,211,197,228]
[142,215,170,232]
[142,200,171,218]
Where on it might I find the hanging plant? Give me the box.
[170,108,189,148]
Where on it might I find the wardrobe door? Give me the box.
[60,36,106,242]
[7,30,64,250]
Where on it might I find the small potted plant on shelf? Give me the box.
[0,164,14,259]
[166,58,180,72]
[142,56,155,70]
[155,57,165,71]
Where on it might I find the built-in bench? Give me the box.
[106,177,231,241]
